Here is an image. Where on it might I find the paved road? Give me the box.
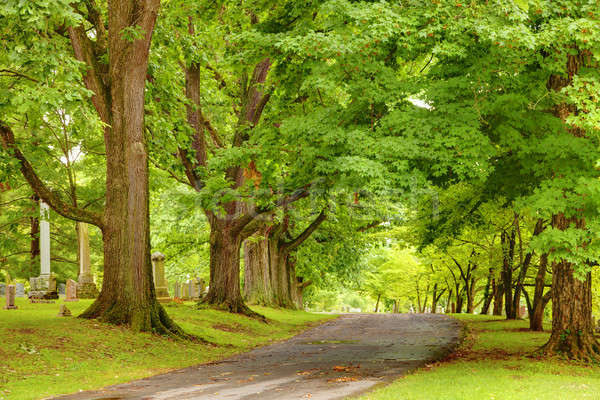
[54,314,461,400]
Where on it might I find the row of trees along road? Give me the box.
[1,0,599,359]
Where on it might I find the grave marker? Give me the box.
[4,285,17,309]
[151,252,170,302]
[64,279,78,302]
[15,282,25,298]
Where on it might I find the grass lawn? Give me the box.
[357,314,600,400]
[0,298,335,400]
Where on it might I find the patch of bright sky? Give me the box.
[408,97,432,110]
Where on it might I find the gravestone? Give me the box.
[181,281,190,300]
[0,283,5,296]
[519,305,528,319]
[57,304,72,317]
[77,223,99,298]
[173,281,181,299]
[29,274,58,299]
[189,278,204,300]
[58,283,66,295]
[151,252,170,302]
[15,283,25,298]
[4,285,17,309]
[64,279,78,302]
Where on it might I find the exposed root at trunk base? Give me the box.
[200,296,267,323]
[79,297,206,342]
[537,331,600,362]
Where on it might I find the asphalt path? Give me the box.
[54,313,461,400]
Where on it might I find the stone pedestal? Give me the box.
[151,252,170,302]
[29,274,58,299]
[4,284,17,309]
[77,223,98,298]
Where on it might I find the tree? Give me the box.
[0,0,189,336]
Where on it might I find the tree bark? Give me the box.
[466,276,476,314]
[79,0,188,336]
[501,228,516,319]
[455,285,463,314]
[540,51,600,360]
[204,216,262,317]
[493,281,504,316]
[242,211,326,309]
[28,194,40,278]
[530,253,549,331]
[374,293,381,312]
[480,269,494,315]
[243,226,274,305]
[431,284,438,314]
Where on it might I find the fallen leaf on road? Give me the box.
[328,376,358,383]
[333,365,359,372]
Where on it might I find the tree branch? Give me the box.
[67,26,110,122]
[0,123,104,228]
[283,209,327,252]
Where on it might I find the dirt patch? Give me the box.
[212,323,252,333]
[7,328,38,335]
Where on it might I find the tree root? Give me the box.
[536,331,600,362]
[79,297,206,342]
[199,296,267,323]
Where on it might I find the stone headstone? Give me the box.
[15,282,25,298]
[4,285,17,309]
[57,304,71,317]
[519,305,528,319]
[181,281,190,300]
[29,274,58,299]
[58,283,66,295]
[64,279,78,302]
[151,252,170,302]
[189,278,204,300]
[0,283,5,296]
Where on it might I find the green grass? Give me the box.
[357,314,600,400]
[0,298,335,400]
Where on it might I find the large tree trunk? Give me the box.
[540,51,600,359]
[269,238,296,308]
[79,2,185,335]
[541,215,599,358]
[204,217,253,314]
[243,226,274,306]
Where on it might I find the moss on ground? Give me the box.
[0,299,334,400]
[356,314,600,400]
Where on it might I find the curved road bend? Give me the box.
[54,313,461,400]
